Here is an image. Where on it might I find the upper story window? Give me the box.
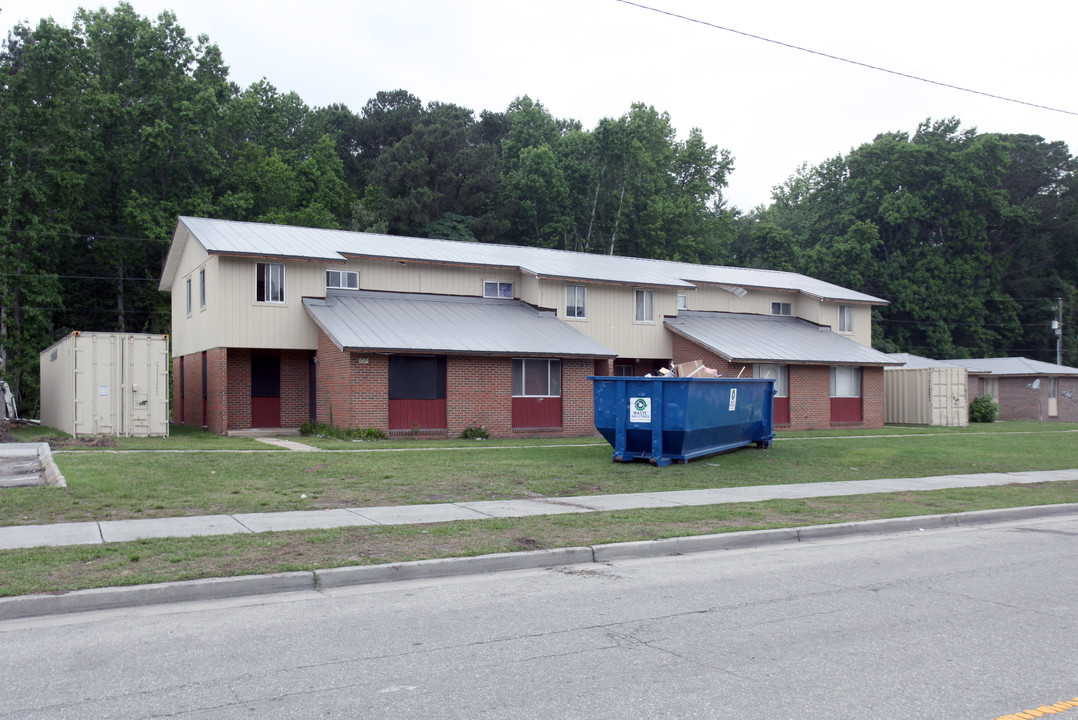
[771,302,791,316]
[484,281,512,298]
[677,294,688,310]
[635,289,654,322]
[199,268,206,309]
[838,305,853,333]
[185,277,192,316]
[566,285,587,318]
[256,262,285,303]
[327,269,359,290]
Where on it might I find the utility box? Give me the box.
[590,376,775,467]
[884,366,968,426]
[39,332,170,437]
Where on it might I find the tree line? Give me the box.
[1,4,1075,414]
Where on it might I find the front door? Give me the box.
[251,352,281,428]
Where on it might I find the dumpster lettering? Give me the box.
[728,388,737,411]
[629,397,652,423]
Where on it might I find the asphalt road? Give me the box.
[3,513,1077,719]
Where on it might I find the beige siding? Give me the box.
[171,234,213,358]
[352,258,520,298]
[215,257,323,350]
[812,301,873,347]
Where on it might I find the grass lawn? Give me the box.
[0,421,1075,597]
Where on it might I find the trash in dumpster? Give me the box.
[590,375,775,467]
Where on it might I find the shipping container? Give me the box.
[884,366,968,426]
[39,332,170,437]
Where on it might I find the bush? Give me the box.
[459,426,490,440]
[299,421,386,441]
[969,394,999,423]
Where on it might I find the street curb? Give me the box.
[2,504,1076,622]
[0,572,314,621]
[39,443,66,487]
[315,547,595,588]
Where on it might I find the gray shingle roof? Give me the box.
[949,356,1078,376]
[303,290,616,357]
[666,312,900,366]
[162,217,887,304]
[885,353,990,373]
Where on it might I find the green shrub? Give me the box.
[299,421,386,441]
[969,394,999,423]
[458,425,490,440]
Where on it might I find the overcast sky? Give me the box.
[4,0,1076,211]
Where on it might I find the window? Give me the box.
[256,262,285,303]
[754,364,788,397]
[199,268,206,309]
[838,305,853,333]
[566,285,587,318]
[512,358,561,397]
[771,302,791,316]
[185,278,192,316]
[634,290,654,322]
[830,366,861,397]
[677,294,688,310]
[326,269,359,289]
[484,281,512,298]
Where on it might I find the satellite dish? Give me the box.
[1029,378,1041,390]
[1064,389,1075,399]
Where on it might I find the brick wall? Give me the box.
[672,335,885,431]
[313,329,597,437]
[974,376,1078,422]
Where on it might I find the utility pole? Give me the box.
[1054,298,1063,366]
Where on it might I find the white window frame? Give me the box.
[677,294,688,310]
[838,305,853,333]
[484,281,513,298]
[512,358,562,398]
[256,262,285,304]
[830,366,862,398]
[754,364,788,397]
[326,269,359,290]
[634,289,654,323]
[566,285,587,319]
[185,277,192,316]
[771,302,792,316]
[199,268,206,310]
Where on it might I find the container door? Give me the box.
[251,352,281,428]
[123,335,154,437]
[81,334,120,436]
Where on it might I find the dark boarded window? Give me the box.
[389,356,446,400]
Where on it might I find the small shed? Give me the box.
[39,332,170,437]
[884,354,971,426]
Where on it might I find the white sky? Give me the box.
[4,0,1077,211]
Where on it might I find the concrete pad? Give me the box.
[0,522,102,550]
[0,475,46,488]
[0,443,41,458]
[99,515,247,542]
[455,498,594,518]
[233,509,378,533]
[352,504,490,525]
[253,437,320,452]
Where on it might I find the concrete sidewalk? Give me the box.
[2,468,1076,551]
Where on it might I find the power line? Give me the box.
[616,0,1078,118]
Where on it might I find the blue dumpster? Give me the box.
[590,376,775,467]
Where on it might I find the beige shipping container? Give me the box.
[884,366,968,426]
[39,332,170,437]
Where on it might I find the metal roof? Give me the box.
[885,353,990,373]
[948,356,1078,376]
[161,217,888,304]
[665,312,901,366]
[303,290,616,357]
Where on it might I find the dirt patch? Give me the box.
[45,435,118,448]
[0,419,14,443]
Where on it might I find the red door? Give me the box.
[251,353,281,428]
